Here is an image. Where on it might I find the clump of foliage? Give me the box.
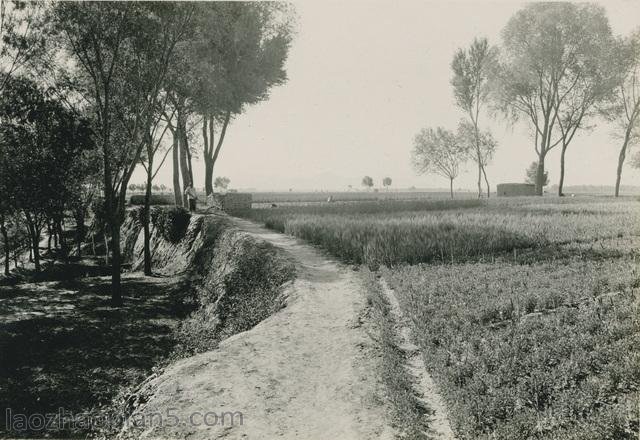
[151,206,191,244]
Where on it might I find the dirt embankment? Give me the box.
[117,217,396,440]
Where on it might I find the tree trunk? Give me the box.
[1,218,9,276]
[103,233,109,265]
[614,134,631,197]
[558,143,568,197]
[47,222,53,253]
[476,163,482,198]
[450,178,454,199]
[535,155,545,196]
[482,165,490,198]
[27,221,40,272]
[172,129,182,206]
[110,222,122,306]
[143,160,153,276]
[204,156,214,196]
[75,210,84,258]
[56,219,68,261]
[178,123,191,208]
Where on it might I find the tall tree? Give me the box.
[601,30,640,197]
[412,127,469,199]
[494,3,616,195]
[190,2,293,196]
[50,2,194,304]
[451,37,497,198]
[361,175,374,190]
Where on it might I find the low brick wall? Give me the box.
[496,183,536,197]
[207,193,252,212]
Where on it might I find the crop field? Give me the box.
[241,196,640,439]
[243,197,639,267]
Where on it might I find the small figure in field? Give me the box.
[185,185,198,212]
[271,203,278,208]
[327,196,334,203]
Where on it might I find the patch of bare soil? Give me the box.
[120,218,395,439]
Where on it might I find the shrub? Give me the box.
[129,194,174,206]
[151,206,191,243]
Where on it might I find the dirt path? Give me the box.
[379,278,456,439]
[121,218,395,439]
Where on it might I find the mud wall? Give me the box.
[496,183,536,197]
[207,193,252,212]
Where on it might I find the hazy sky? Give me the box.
[137,0,640,191]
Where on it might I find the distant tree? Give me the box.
[214,176,231,190]
[451,37,498,198]
[525,161,548,187]
[412,127,469,199]
[362,176,374,190]
[600,30,640,197]
[494,3,617,196]
[382,177,392,189]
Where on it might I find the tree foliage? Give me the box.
[412,127,469,198]
[494,3,616,195]
[525,161,548,186]
[0,75,94,270]
[186,2,293,195]
[362,175,374,188]
[49,1,194,302]
[214,176,231,190]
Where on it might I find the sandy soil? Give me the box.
[120,218,395,440]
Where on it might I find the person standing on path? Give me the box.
[185,185,198,212]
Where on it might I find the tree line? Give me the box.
[413,3,640,198]
[0,1,293,305]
